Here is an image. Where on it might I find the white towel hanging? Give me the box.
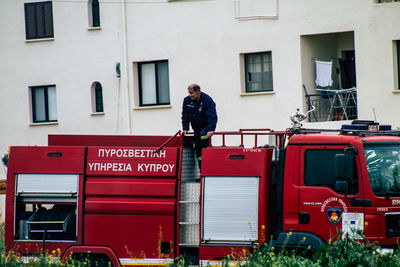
[315,61,333,87]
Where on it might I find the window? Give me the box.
[91,82,104,113]
[376,0,399,3]
[397,40,400,90]
[24,1,54,40]
[31,85,57,123]
[138,60,170,106]
[244,52,273,92]
[304,149,358,194]
[365,144,400,197]
[89,0,100,27]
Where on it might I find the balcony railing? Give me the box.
[305,89,357,122]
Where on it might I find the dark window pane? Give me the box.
[36,4,44,37]
[25,4,37,39]
[397,41,400,90]
[92,0,100,27]
[95,83,104,112]
[304,149,358,194]
[157,61,170,104]
[43,2,54,37]
[24,1,53,40]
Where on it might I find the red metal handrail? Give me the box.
[209,129,286,149]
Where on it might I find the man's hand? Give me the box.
[206,131,214,138]
[182,130,188,135]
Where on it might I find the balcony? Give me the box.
[304,88,357,122]
[301,31,358,122]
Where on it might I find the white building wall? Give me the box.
[0,0,125,179]
[0,0,399,182]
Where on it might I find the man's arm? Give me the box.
[181,98,190,132]
[201,98,217,136]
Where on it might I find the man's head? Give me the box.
[187,83,201,101]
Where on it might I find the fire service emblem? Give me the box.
[327,207,342,225]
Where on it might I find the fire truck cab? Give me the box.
[5,120,400,266]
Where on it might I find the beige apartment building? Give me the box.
[0,0,400,183]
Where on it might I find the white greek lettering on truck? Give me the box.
[88,162,133,172]
[137,163,175,173]
[98,149,166,158]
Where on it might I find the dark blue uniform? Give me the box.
[181,92,217,159]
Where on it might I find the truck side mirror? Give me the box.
[335,179,349,193]
[334,154,352,179]
[334,153,354,193]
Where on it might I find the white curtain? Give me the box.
[47,86,57,121]
[33,87,46,121]
[141,64,157,105]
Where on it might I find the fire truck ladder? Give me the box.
[179,146,201,248]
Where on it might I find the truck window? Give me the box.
[304,149,358,194]
[365,144,400,197]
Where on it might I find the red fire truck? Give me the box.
[5,120,400,266]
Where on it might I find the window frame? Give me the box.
[244,51,274,93]
[138,60,170,107]
[91,82,104,113]
[31,85,57,123]
[24,1,54,40]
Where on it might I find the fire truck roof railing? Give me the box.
[210,129,286,149]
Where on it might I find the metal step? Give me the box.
[181,148,200,182]
[179,182,200,247]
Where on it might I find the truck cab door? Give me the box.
[298,145,365,242]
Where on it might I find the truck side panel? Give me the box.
[199,147,272,261]
[5,146,86,253]
[282,145,300,232]
[84,146,179,261]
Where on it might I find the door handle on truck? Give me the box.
[350,198,372,207]
[299,212,310,224]
[229,155,245,159]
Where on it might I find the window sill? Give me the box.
[88,27,102,31]
[133,105,172,110]
[91,112,105,116]
[392,90,400,94]
[30,122,58,126]
[25,38,55,43]
[240,91,275,96]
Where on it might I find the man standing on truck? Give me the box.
[182,83,217,169]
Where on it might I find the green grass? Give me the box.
[0,222,399,266]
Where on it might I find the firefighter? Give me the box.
[181,83,217,170]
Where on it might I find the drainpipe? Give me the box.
[121,0,132,134]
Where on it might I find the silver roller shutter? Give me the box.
[202,176,259,244]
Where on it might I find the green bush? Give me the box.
[172,232,400,267]
[0,224,399,266]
